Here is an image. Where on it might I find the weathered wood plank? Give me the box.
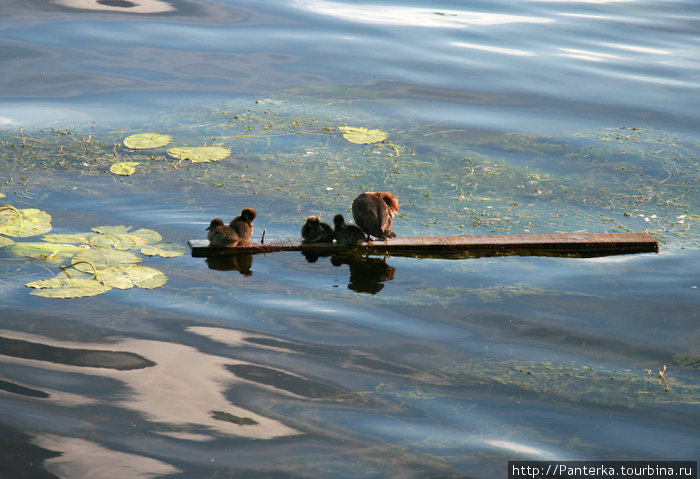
[188,232,658,258]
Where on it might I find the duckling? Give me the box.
[351,192,399,241]
[229,207,256,246]
[206,218,238,247]
[301,216,334,243]
[333,214,365,245]
[206,207,256,247]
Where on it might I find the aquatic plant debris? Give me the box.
[123,132,172,149]
[167,146,231,163]
[110,161,141,176]
[338,125,388,144]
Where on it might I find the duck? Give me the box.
[333,214,365,245]
[229,207,256,246]
[206,207,256,247]
[301,216,334,243]
[351,192,399,241]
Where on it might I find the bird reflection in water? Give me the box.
[204,252,395,293]
[330,253,395,294]
[205,253,253,276]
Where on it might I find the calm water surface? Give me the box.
[0,1,698,478]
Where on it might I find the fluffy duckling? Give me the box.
[351,192,399,241]
[229,207,256,246]
[206,207,256,247]
[333,214,365,245]
[301,216,334,243]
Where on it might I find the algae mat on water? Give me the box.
[0,98,697,248]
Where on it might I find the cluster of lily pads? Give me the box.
[110,132,232,176]
[0,200,185,298]
[111,126,389,176]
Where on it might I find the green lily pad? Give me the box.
[131,228,162,244]
[72,249,142,273]
[167,146,231,163]
[26,277,112,298]
[110,161,141,176]
[0,236,15,248]
[338,126,388,144]
[140,242,186,258]
[9,242,84,264]
[0,207,52,238]
[42,233,93,244]
[97,264,168,290]
[89,233,148,251]
[123,133,172,149]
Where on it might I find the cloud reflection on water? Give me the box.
[0,330,298,440]
[293,0,553,28]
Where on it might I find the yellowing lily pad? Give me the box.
[72,249,142,273]
[89,233,149,251]
[167,146,231,163]
[42,233,93,244]
[131,228,162,244]
[26,277,112,298]
[97,264,168,290]
[0,207,52,237]
[110,161,141,176]
[10,242,84,264]
[140,242,186,258]
[123,133,172,149]
[338,126,388,144]
[0,236,15,248]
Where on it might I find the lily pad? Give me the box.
[167,146,231,163]
[140,242,186,258]
[89,233,148,251]
[26,277,112,298]
[72,249,142,273]
[0,207,52,238]
[10,242,84,264]
[338,126,388,144]
[0,236,14,248]
[97,264,168,290]
[123,133,172,149]
[110,161,141,176]
[42,233,93,244]
[131,228,162,244]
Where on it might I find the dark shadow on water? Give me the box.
[0,336,155,370]
[0,424,60,479]
[0,379,50,399]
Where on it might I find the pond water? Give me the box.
[1,1,699,478]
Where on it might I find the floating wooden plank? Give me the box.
[188,232,657,258]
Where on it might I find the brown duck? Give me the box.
[351,192,399,241]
